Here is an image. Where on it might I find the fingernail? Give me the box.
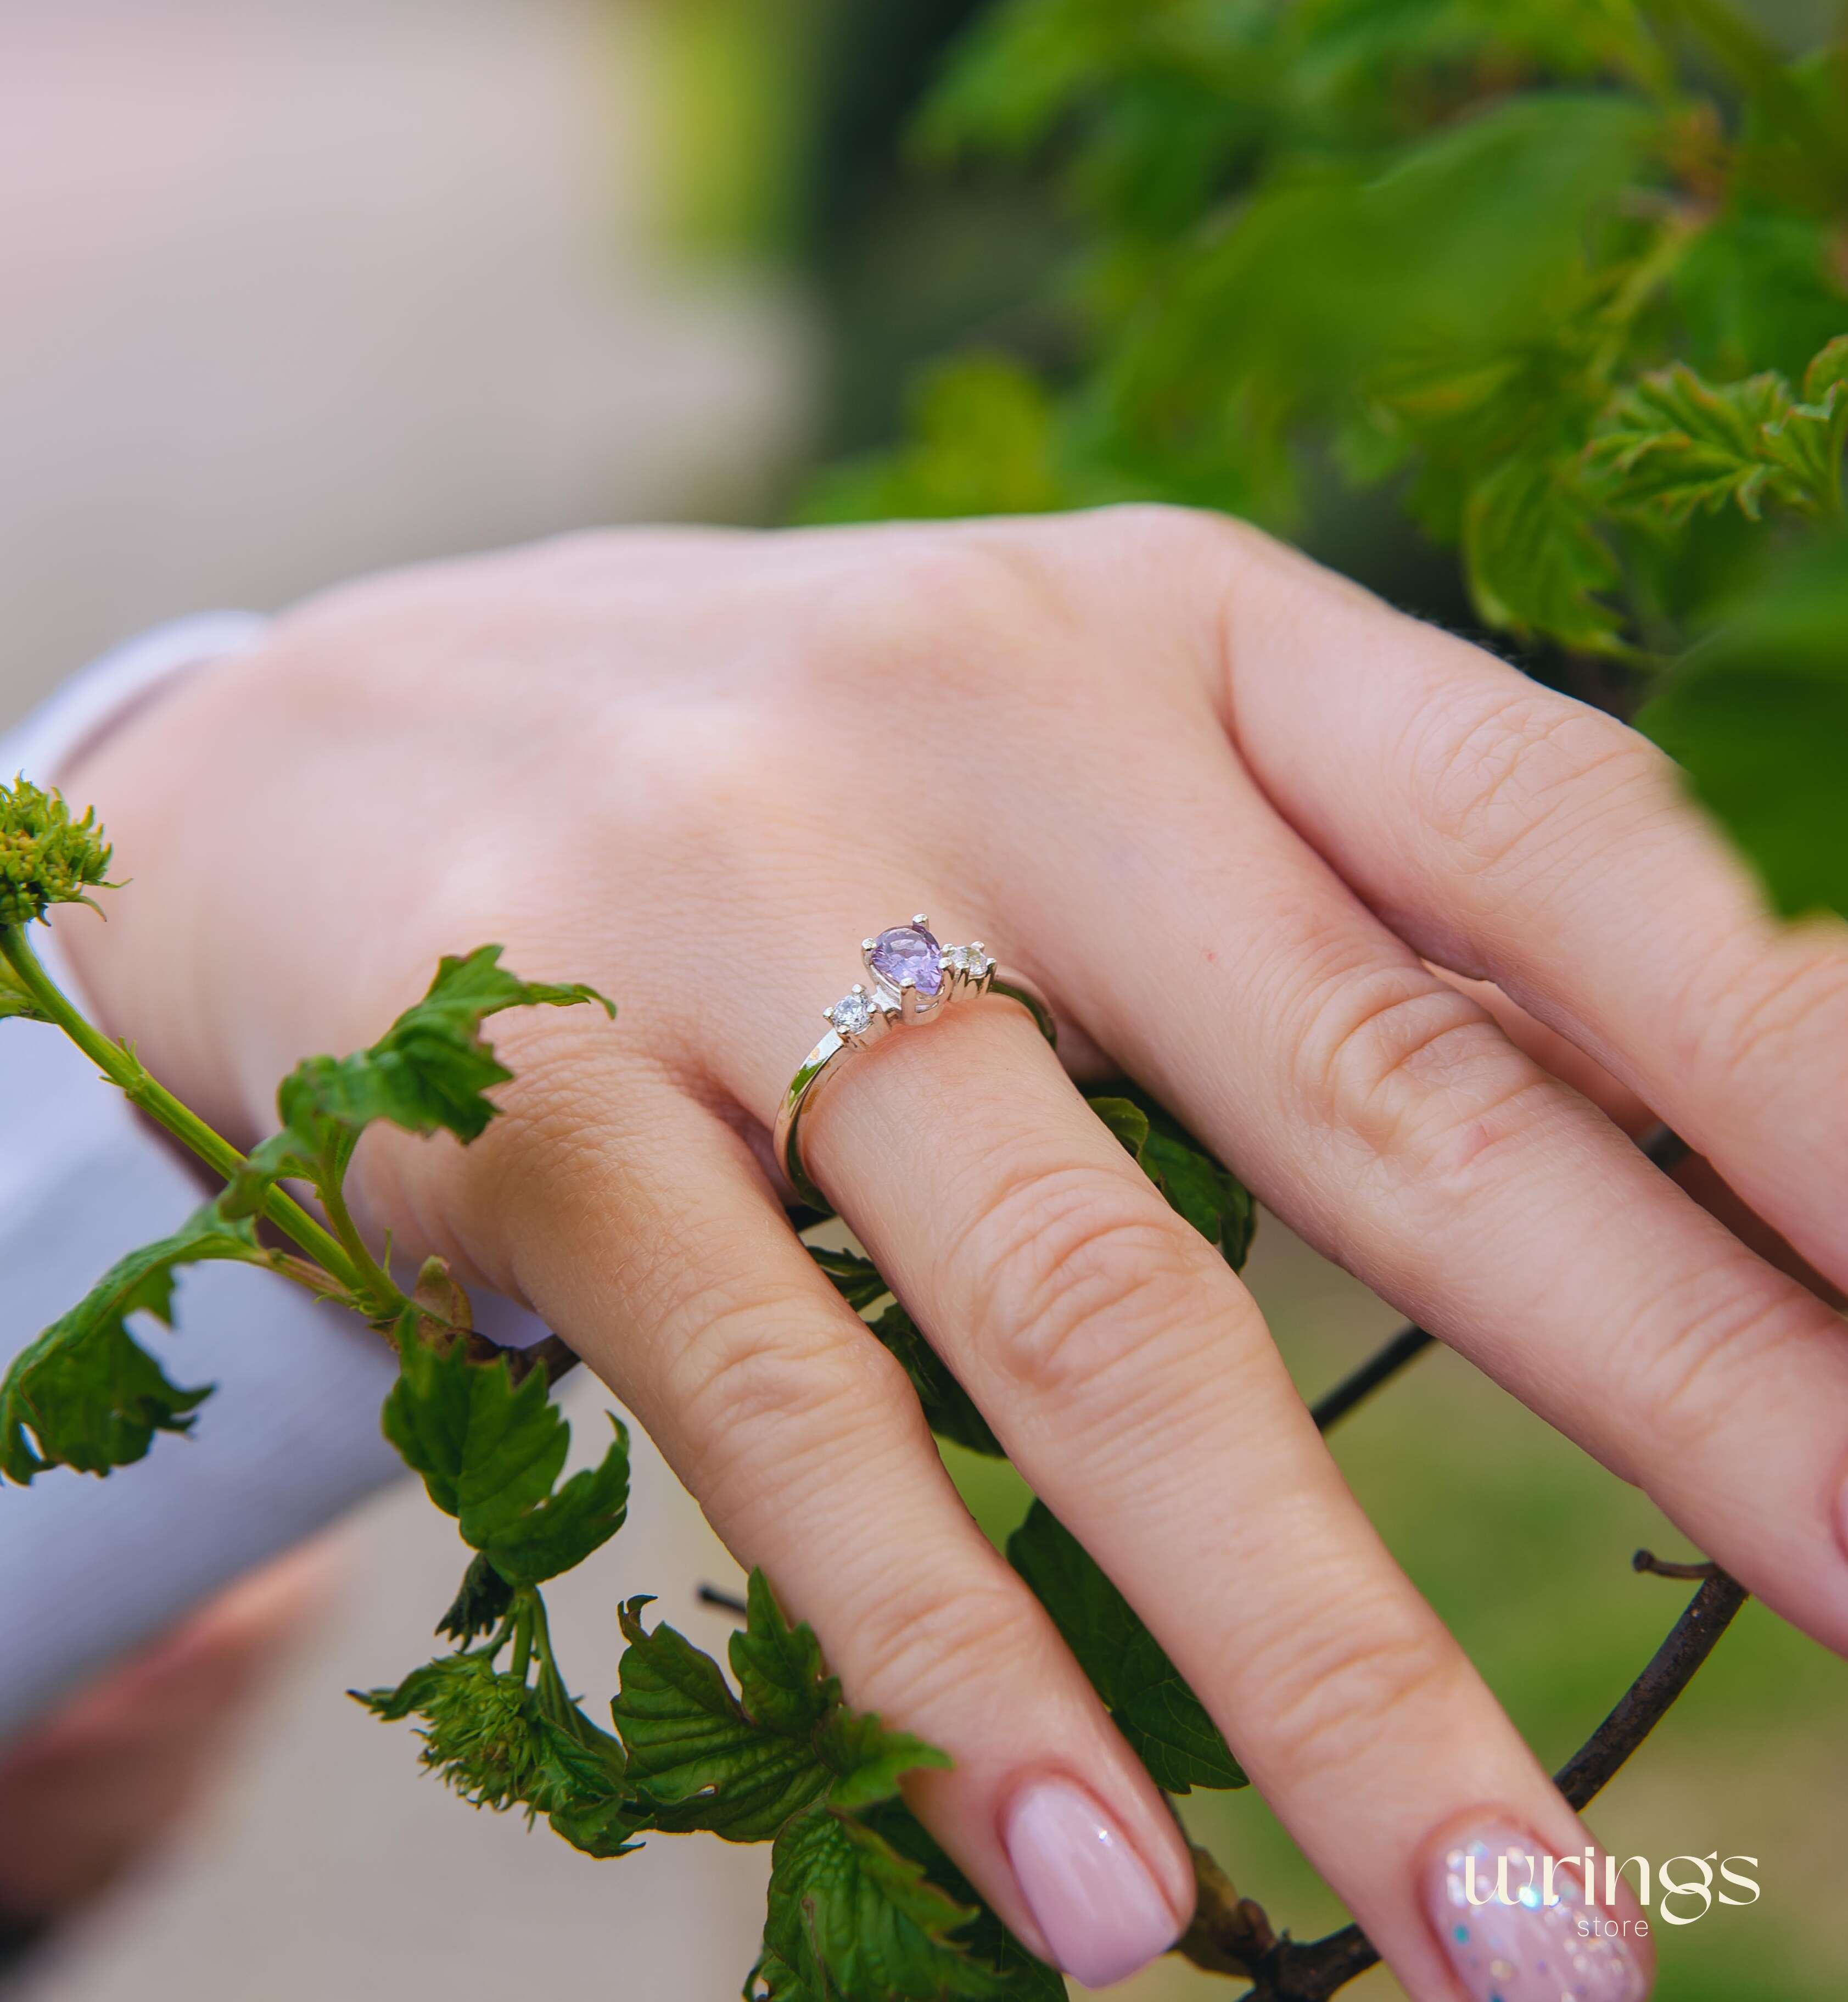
[1423,1822,1648,2002]
[1001,1777,1181,1988]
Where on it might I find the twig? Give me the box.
[1632,1548,1720,1581]
[1310,1323,1433,1431]
[1554,1568,1748,1810]
[698,1584,749,1618]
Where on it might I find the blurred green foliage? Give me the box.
[801,0,1848,921]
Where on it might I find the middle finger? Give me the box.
[799,996,1650,2002]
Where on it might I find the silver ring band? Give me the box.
[773,915,1055,1211]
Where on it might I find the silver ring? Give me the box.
[774,915,1055,1211]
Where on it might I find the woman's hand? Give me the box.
[62,508,1848,1998]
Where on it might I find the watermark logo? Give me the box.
[1463,1849,1761,1931]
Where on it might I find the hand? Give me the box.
[61,509,1848,1998]
[0,1545,330,1930]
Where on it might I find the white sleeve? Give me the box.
[0,617,545,1736]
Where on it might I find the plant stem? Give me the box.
[0,922,368,1300]
[509,1597,535,1686]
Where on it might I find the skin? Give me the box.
[56,506,1848,1995]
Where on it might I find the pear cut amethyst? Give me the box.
[869,924,943,997]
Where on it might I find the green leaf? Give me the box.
[1010,1501,1246,1793]
[612,1573,949,1842]
[807,1245,891,1315]
[0,1204,275,1483]
[435,1551,516,1646]
[530,1709,647,1858]
[382,1321,568,1543]
[857,1800,1069,2002]
[1463,447,1626,655]
[760,1804,1006,2002]
[1637,530,1848,921]
[1086,1081,1255,1269]
[478,1413,630,1586]
[226,944,613,1212]
[1588,364,1817,523]
[802,355,1069,526]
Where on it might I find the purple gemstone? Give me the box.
[869,924,943,996]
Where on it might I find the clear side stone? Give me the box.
[831,991,875,1035]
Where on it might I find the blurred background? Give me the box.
[1,3,1840,1999]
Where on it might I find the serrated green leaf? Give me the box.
[807,1245,891,1315]
[1588,364,1813,523]
[613,1573,949,1842]
[0,1204,275,1483]
[1638,530,1848,921]
[225,945,612,1215]
[858,1801,1069,2002]
[1087,1081,1255,1269]
[1010,1501,1246,1793]
[382,1319,568,1543]
[481,1414,630,1586]
[762,1804,1005,2002]
[1464,448,1626,655]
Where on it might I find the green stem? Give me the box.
[317,1160,399,1315]
[509,1597,536,1685]
[0,922,370,1302]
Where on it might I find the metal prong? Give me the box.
[912,913,930,929]
[861,938,877,953]
[970,941,985,955]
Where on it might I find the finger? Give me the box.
[800,1001,1654,2002]
[407,1047,1196,1988]
[1448,970,1843,1304]
[1213,519,1848,1296]
[1006,717,1848,1662]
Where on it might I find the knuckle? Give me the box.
[955,1152,1213,1406]
[1296,963,1545,1185]
[1680,936,1848,1103]
[1411,686,1655,882]
[1241,1601,1464,1783]
[1622,1259,1824,1461]
[663,1273,903,1473]
[845,1568,1045,1718]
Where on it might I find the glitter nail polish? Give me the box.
[1423,1824,1648,2002]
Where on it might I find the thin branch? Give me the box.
[1310,1323,1432,1431]
[698,1584,749,1618]
[1554,1568,1748,1810]
[1632,1548,1720,1581]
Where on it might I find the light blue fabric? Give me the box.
[0,618,542,1735]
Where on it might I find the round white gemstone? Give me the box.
[944,946,991,978]
[832,991,875,1035]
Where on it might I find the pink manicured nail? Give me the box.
[1001,1778,1180,1988]
[1423,1822,1648,2002]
